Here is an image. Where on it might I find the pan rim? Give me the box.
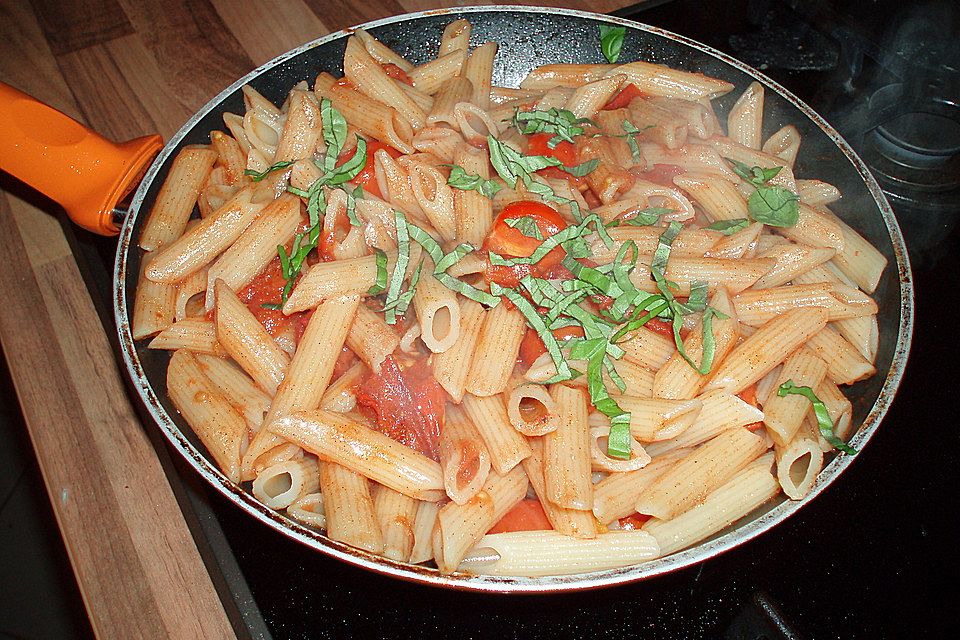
[113,4,914,593]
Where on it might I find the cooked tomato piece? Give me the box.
[618,513,652,530]
[355,354,446,460]
[526,132,581,183]
[483,200,570,287]
[237,256,305,337]
[635,163,685,186]
[488,499,553,534]
[341,138,402,199]
[381,63,413,86]
[602,83,645,110]
[518,325,585,368]
[644,317,675,340]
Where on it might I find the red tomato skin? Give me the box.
[602,83,645,110]
[483,200,570,287]
[488,499,553,534]
[526,132,585,184]
[381,63,413,86]
[518,325,585,368]
[618,513,653,529]
[355,355,446,460]
[342,139,402,199]
[237,256,304,337]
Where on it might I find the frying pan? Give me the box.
[0,6,913,593]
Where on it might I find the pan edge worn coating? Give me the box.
[112,6,913,593]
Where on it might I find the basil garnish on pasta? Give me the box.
[599,25,626,64]
[244,160,295,181]
[446,164,502,198]
[706,218,750,235]
[778,380,858,455]
[511,108,595,148]
[725,157,800,228]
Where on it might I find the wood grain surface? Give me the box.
[0,0,636,635]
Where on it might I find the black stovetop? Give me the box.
[70,1,959,637]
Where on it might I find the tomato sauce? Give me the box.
[237,257,304,338]
[355,354,446,461]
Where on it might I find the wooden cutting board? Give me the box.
[0,1,636,636]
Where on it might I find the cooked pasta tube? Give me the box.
[643,391,764,457]
[592,449,689,525]
[605,61,734,100]
[242,295,360,480]
[354,28,412,71]
[252,457,319,510]
[344,36,425,130]
[642,144,739,181]
[821,209,888,294]
[796,180,841,207]
[704,307,828,395]
[458,530,659,577]
[727,82,764,149]
[412,270,461,353]
[409,500,441,564]
[209,130,247,186]
[427,77,473,127]
[318,78,415,154]
[132,253,178,339]
[214,280,289,395]
[440,404,492,505]
[733,283,878,326]
[462,42,497,109]
[432,465,528,573]
[762,124,801,167]
[452,143,494,245]
[627,97,689,149]
[439,18,471,57]
[673,172,749,222]
[139,145,218,251]
[411,126,463,164]
[270,410,444,501]
[611,359,656,398]
[543,385,593,510]
[409,51,464,95]
[167,350,246,483]
[616,397,702,442]
[588,424,651,473]
[408,162,457,241]
[506,383,560,437]
[620,325,677,371]
[751,244,836,290]
[465,302,526,396]
[346,303,399,373]
[649,96,721,139]
[813,379,854,445]
[522,439,596,538]
[634,427,767,520]
[174,267,207,321]
[564,73,625,119]
[194,353,270,437]
[148,317,223,356]
[804,324,876,385]
[372,484,419,562]
[591,226,722,261]
[775,418,824,500]
[283,244,420,313]
[762,348,829,446]
[520,63,616,90]
[460,393,532,475]
[704,222,763,260]
[318,461,384,554]
[708,137,797,192]
[653,286,739,400]
[575,136,635,204]
[320,362,365,413]
[147,185,268,283]
[286,492,326,530]
[432,299,485,402]
[778,203,845,252]
[273,90,321,163]
[642,453,779,556]
[627,256,775,296]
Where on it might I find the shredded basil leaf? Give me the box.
[511,108,591,147]
[367,248,388,295]
[748,185,800,227]
[382,209,412,324]
[620,121,644,163]
[244,160,295,182]
[345,185,363,227]
[705,218,750,235]
[260,302,283,310]
[562,158,600,178]
[435,243,474,273]
[778,380,858,455]
[607,207,674,227]
[446,164,502,199]
[325,136,367,185]
[434,272,500,307]
[505,216,544,240]
[599,25,626,64]
[494,284,572,381]
[320,97,348,172]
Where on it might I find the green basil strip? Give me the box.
[561,158,600,178]
[345,185,363,227]
[496,284,572,381]
[778,380,858,455]
[367,248,389,295]
[652,221,683,276]
[675,305,722,375]
[383,209,412,324]
[382,260,422,320]
[244,160,295,182]
[435,243,474,273]
[446,164,502,199]
[325,136,367,185]
[621,121,644,163]
[606,419,633,459]
[705,218,750,235]
[434,272,501,307]
[320,97,348,172]
[512,108,586,146]
[277,245,292,280]
[286,185,309,197]
[260,302,283,311]
[405,223,444,266]
[599,25,626,64]
[505,216,544,240]
[607,207,674,228]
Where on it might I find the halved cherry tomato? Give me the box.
[355,354,446,461]
[618,513,652,530]
[635,163,685,187]
[603,83,645,110]
[381,63,413,86]
[488,499,553,534]
[526,132,580,183]
[342,139,402,199]
[484,200,570,287]
[518,325,585,368]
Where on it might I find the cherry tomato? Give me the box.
[602,83,645,110]
[381,63,413,85]
[488,499,553,534]
[518,325,585,368]
[484,200,569,286]
[526,132,580,183]
[342,139,402,199]
[355,354,446,461]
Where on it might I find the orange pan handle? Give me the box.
[0,81,163,236]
